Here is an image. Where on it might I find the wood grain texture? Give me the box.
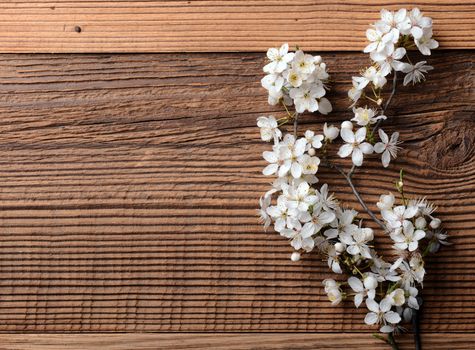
[0,333,475,350]
[0,51,473,335]
[0,0,474,53]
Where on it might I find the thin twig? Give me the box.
[373,71,398,133]
[293,113,299,138]
[331,163,386,230]
[387,332,400,350]
[412,308,422,350]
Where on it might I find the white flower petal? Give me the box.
[338,144,354,158]
[263,163,278,176]
[352,148,364,166]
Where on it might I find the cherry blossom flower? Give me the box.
[291,50,316,75]
[300,206,335,235]
[324,208,358,239]
[382,204,418,229]
[258,195,272,230]
[257,116,282,142]
[348,276,378,307]
[364,298,401,333]
[298,154,320,175]
[289,83,326,113]
[370,46,407,76]
[353,66,387,90]
[351,107,386,126]
[280,221,315,252]
[315,183,339,212]
[323,123,339,141]
[375,8,411,39]
[340,227,373,259]
[415,28,439,55]
[264,43,295,73]
[304,130,324,150]
[337,127,374,167]
[374,129,401,167]
[401,61,433,86]
[376,192,395,211]
[364,27,394,53]
[408,8,433,40]
[282,181,318,213]
[323,279,343,305]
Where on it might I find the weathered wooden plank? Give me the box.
[0,51,472,333]
[0,333,474,350]
[0,1,473,53]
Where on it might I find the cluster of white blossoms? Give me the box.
[261,43,332,114]
[256,8,449,342]
[349,7,438,106]
[322,187,449,334]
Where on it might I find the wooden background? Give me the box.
[0,1,473,349]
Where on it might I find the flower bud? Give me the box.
[334,242,345,253]
[415,217,427,229]
[362,228,374,241]
[323,122,339,141]
[397,180,404,188]
[308,148,316,156]
[430,218,441,229]
[290,252,301,262]
[341,121,353,130]
[314,55,322,64]
[363,276,378,290]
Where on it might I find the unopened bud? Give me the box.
[341,121,353,130]
[334,242,345,253]
[430,218,441,229]
[308,148,316,156]
[291,252,301,262]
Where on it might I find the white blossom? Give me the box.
[353,66,387,90]
[323,279,343,305]
[282,181,317,212]
[415,28,439,55]
[315,183,339,212]
[258,195,272,230]
[304,130,324,149]
[376,192,395,211]
[323,123,339,141]
[364,298,401,332]
[382,204,418,229]
[280,221,315,252]
[408,8,433,40]
[338,127,374,167]
[364,27,394,54]
[264,43,295,73]
[348,276,377,307]
[289,83,326,113]
[292,50,316,75]
[351,107,386,126]
[300,206,335,235]
[370,46,407,76]
[324,208,358,239]
[375,8,411,39]
[374,129,400,167]
[298,154,320,175]
[401,61,433,86]
[340,227,373,259]
[257,116,282,142]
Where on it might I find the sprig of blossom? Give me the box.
[256,8,448,348]
[261,43,332,115]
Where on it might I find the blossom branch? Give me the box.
[331,162,386,230]
[257,9,446,349]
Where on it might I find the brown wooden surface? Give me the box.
[0,333,474,350]
[0,0,474,53]
[0,51,473,338]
